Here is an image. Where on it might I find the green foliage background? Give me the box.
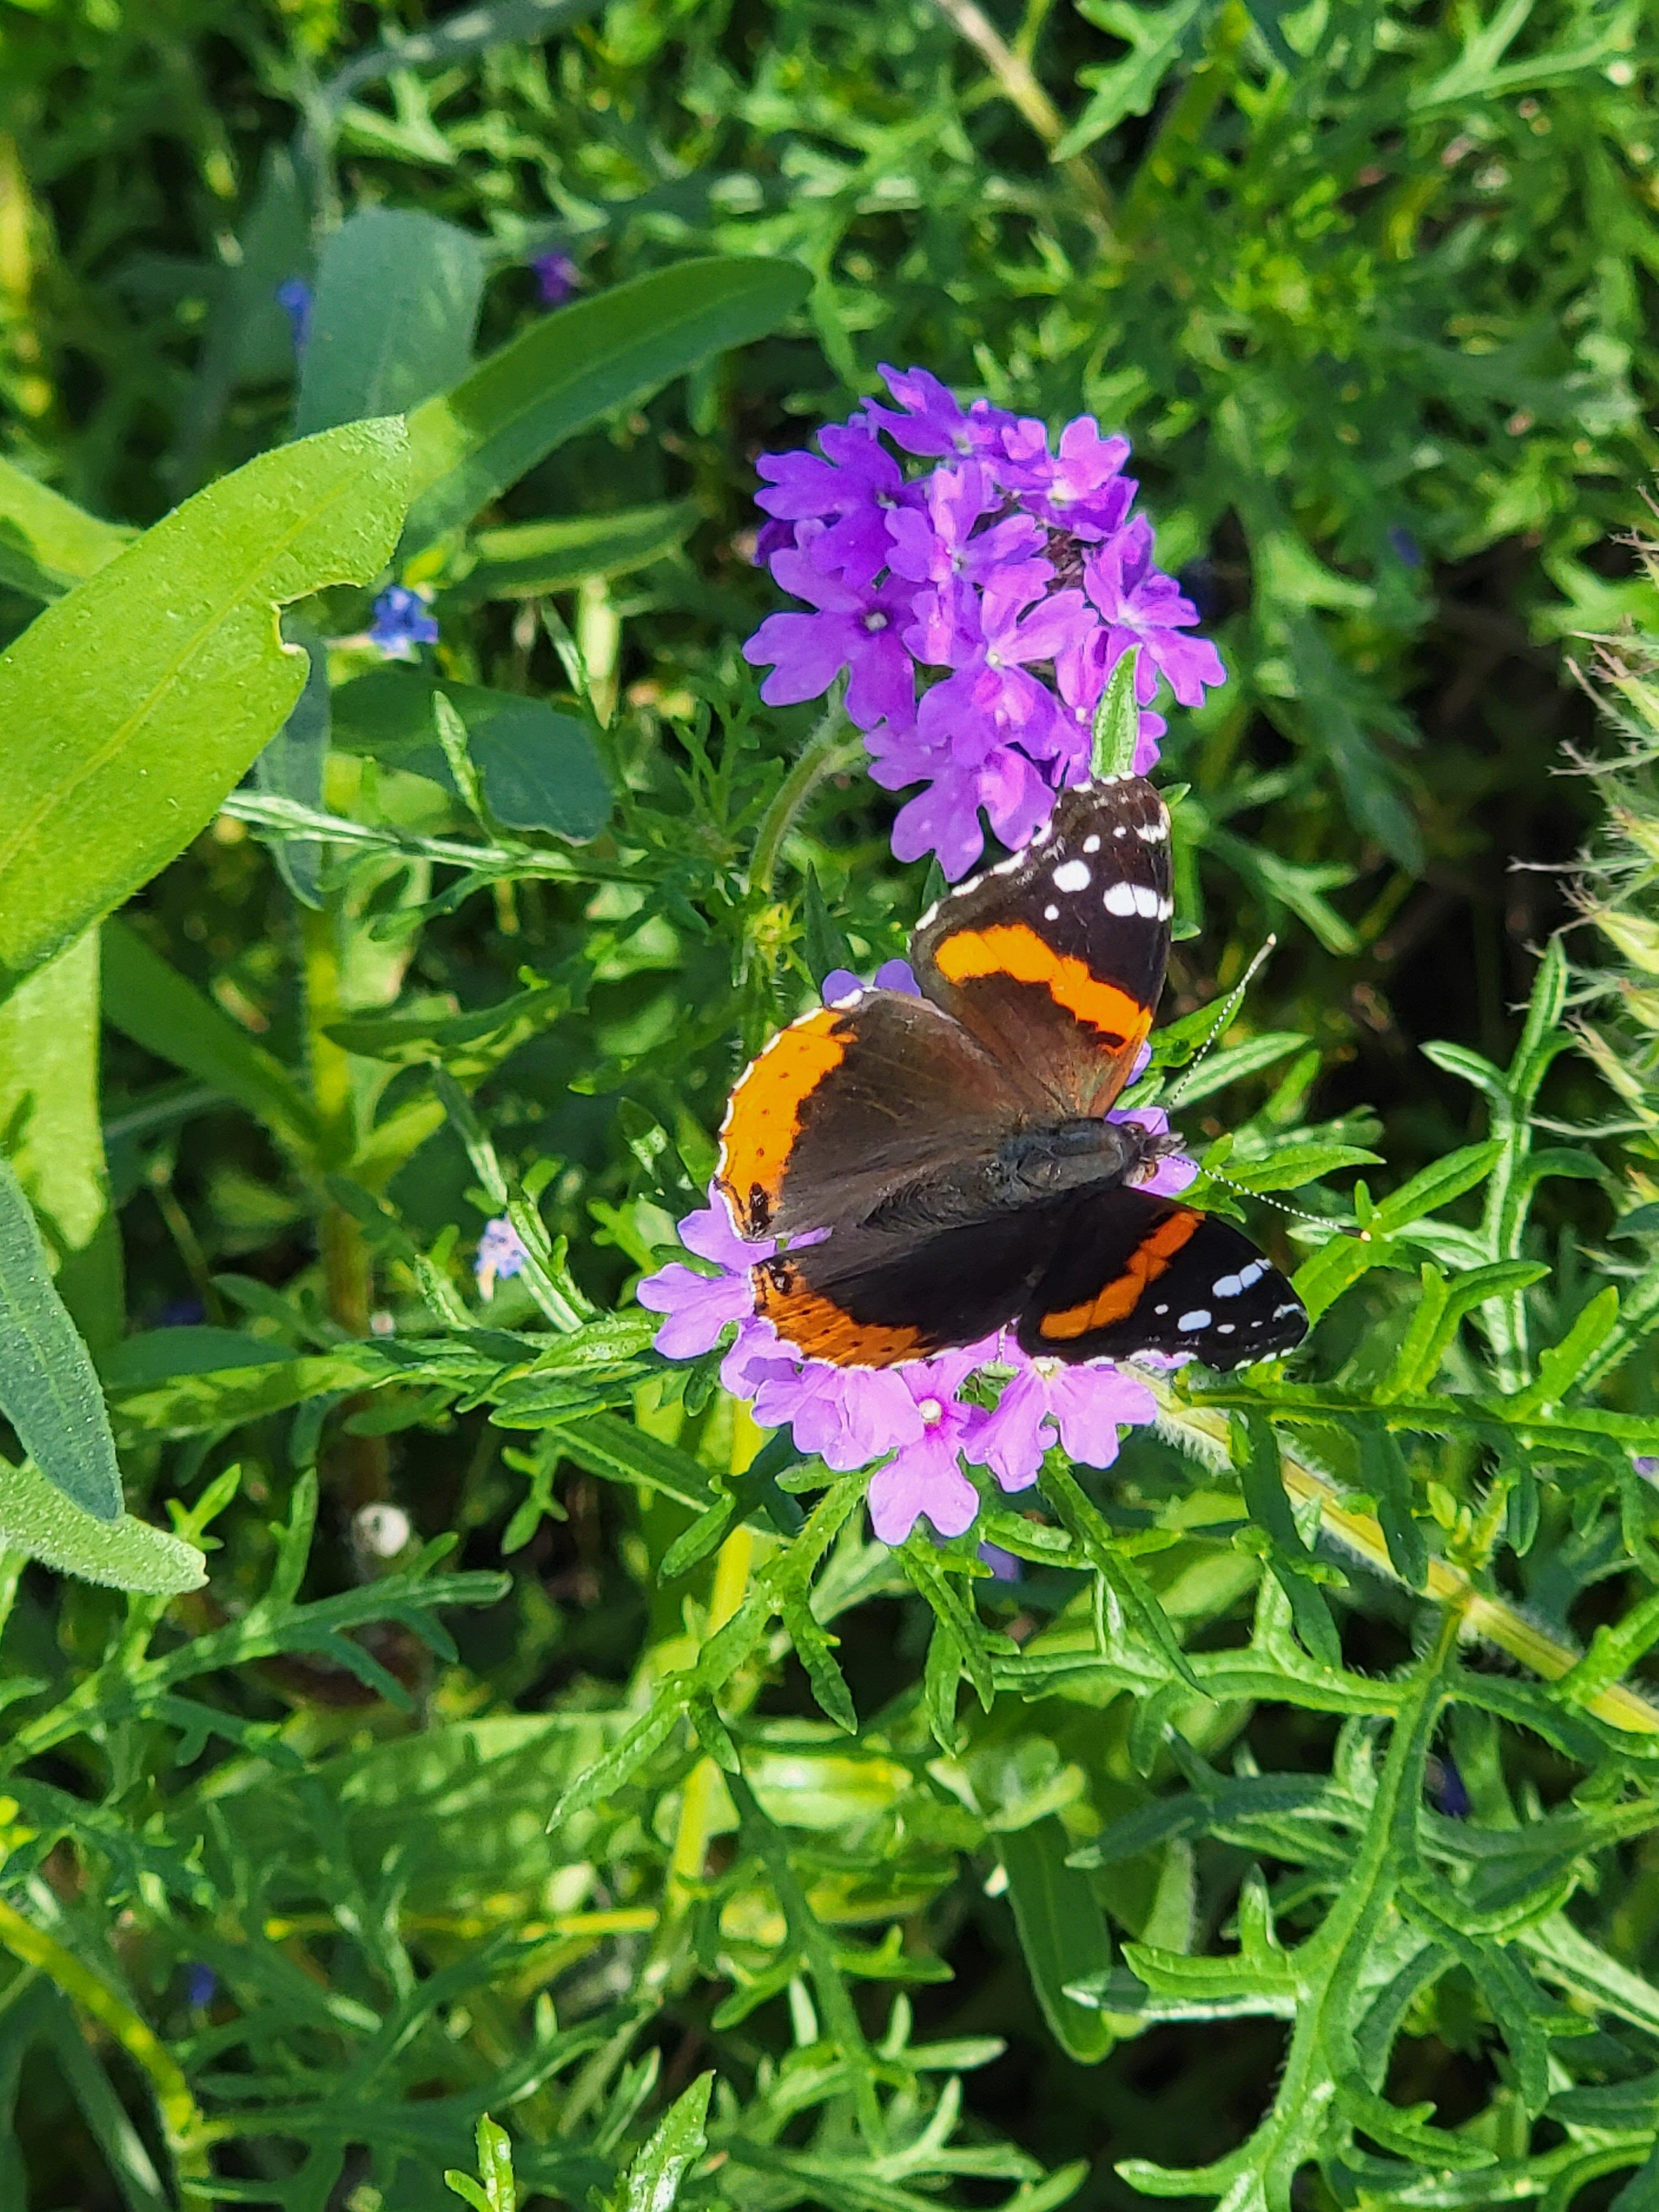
[3,3,1659,2209]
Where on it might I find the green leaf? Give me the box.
[0,931,122,1352]
[402,255,810,546]
[610,2073,713,2212]
[1376,1140,1504,1231]
[1091,646,1142,779]
[0,1452,204,1593]
[0,1157,122,1521]
[1208,1141,1380,1194]
[296,208,486,436]
[445,2114,517,2212]
[101,919,322,1160]
[332,667,611,839]
[1055,0,1211,159]
[802,864,852,986]
[452,500,700,602]
[999,1817,1116,2063]
[0,456,130,601]
[0,419,411,994]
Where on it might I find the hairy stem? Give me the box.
[749,708,864,895]
[925,0,1115,234]
[1147,1375,1659,1736]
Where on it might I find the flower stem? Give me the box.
[750,707,865,895]
[1145,1375,1659,1735]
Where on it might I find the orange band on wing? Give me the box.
[1037,1208,1201,1340]
[755,1259,925,1368]
[716,1008,848,1238]
[932,922,1153,1054]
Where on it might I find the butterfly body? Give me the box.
[717,775,1308,1373]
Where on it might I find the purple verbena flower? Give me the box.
[531,250,578,306]
[744,369,1227,877]
[476,1217,529,1299]
[1082,519,1225,709]
[743,550,917,732]
[368,584,440,661]
[966,1348,1156,1491]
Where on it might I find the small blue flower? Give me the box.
[1386,524,1422,569]
[531,250,578,307]
[476,1217,530,1299]
[184,1963,217,2008]
[275,277,312,354]
[368,585,440,661]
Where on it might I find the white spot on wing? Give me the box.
[1136,821,1167,843]
[1177,1308,1212,1331]
[1044,902,1059,920]
[1083,834,1101,854]
[1103,881,1138,916]
[1052,859,1091,893]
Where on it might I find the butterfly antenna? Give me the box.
[1162,936,1279,1112]
[1198,1168,1371,1242]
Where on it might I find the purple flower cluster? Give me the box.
[637,964,1193,1545]
[742,367,1225,879]
[530,250,578,307]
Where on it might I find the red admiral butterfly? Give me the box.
[716,774,1308,1373]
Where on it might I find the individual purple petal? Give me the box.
[721,1315,796,1399]
[678,1199,773,1270]
[979,1540,1022,1582]
[1046,1363,1156,1467]
[368,584,439,660]
[890,761,992,880]
[873,958,921,995]
[637,1262,754,1358]
[966,1364,1054,1491]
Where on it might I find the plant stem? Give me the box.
[750,709,865,896]
[1146,1375,1659,1737]
[925,0,1116,236]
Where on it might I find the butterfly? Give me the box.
[714,774,1308,1373]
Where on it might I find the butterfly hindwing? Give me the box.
[1017,1185,1307,1371]
[752,1203,1068,1368]
[910,775,1172,1118]
[716,987,1030,1241]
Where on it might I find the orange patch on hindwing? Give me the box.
[755,1259,924,1368]
[1037,1208,1201,1340]
[716,1008,848,1237]
[933,923,1152,1056]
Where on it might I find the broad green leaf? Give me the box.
[0,419,411,994]
[0,1455,204,1592]
[109,1351,377,1441]
[452,500,700,602]
[254,628,330,909]
[101,919,322,1159]
[1210,1141,1380,1193]
[508,1410,716,1512]
[999,1817,1116,2063]
[1056,0,1209,159]
[402,256,810,546]
[296,208,486,436]
[98,1327,291,1390]
[0,1158,122,1520]
[0,932,122,1353]
[0,457,130,601]
[332,667,611,838]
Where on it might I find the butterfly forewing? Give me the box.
[910,775,1173,1119]
[716,988,1030,1241]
